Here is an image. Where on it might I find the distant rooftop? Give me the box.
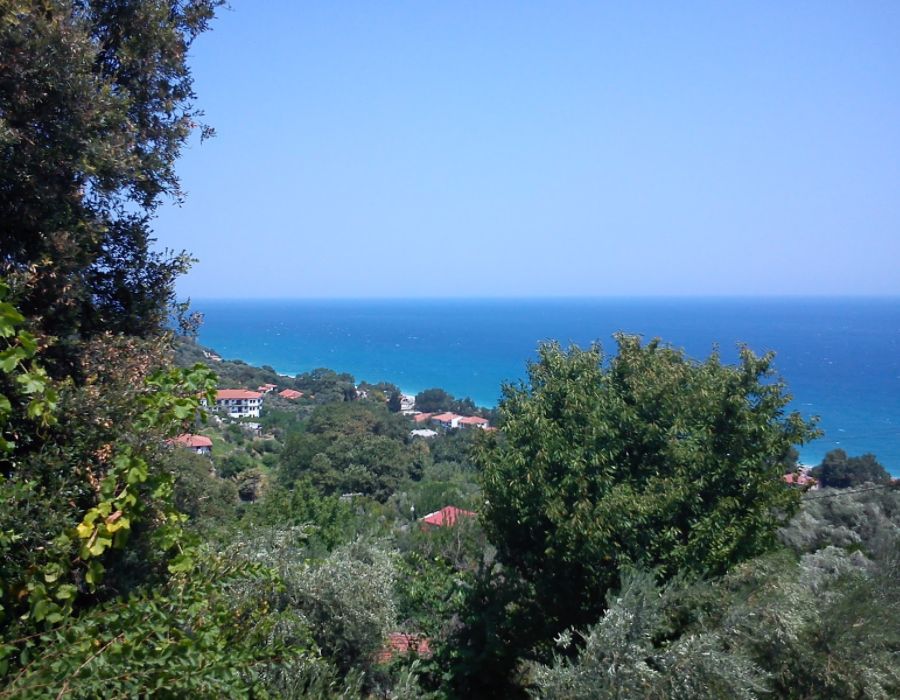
[420,505,476,527]
[216,389,262,400]
[171,434,213,449]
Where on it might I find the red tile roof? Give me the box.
[413,412,434,423]
[216,389,262,400]
[430,412,462,423]
[374,633,431,664]
[458,415,489,426]
[278,389,304,399]
[171,433,213,449]
[420,505,476,527]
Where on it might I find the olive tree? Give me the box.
[530,571,767,700]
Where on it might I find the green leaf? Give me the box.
[16,371,46,395]
[43,563,63,583]
[85,560,105,587]
[173,400,193,419]
[126,460,149,485]
[32,599,50,622]
[55,584,77,601]
[16,331,37,355]
[168,553,194,574]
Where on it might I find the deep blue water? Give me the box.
[193,298,900,475]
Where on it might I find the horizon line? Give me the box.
[182,293,900,302]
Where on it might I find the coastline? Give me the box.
[192,297,900,477]
[227,352,888,476]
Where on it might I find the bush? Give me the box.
[0,553,313,699]
[530,571,767,700]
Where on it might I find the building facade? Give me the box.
[206,389,264,418]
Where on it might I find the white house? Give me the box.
[205,389,264,418]
[430,412,463,429]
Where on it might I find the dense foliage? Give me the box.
[279,401,426,501]
[1,0,221,363]
[462,337,819,685]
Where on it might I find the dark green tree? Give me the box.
[415,387,479,415]
[1,0,220,368]
[463,336,818,684]
[811,448,891,488]
[415,388,454,413]
[279,402,417,500]
[293,367,356,404]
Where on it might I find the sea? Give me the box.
[192,298,900,476]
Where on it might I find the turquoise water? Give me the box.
[193,298,900,475]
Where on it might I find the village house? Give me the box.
[169,433,213,455]
[203,389,263,418]
[428,412,491,430]
[257,383,278,394]
[430,412,463,429]
[278,388,303,400]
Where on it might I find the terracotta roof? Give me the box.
[420,505,476,527]
[430,412,462,423]
[171,434,213,448]
[374,633,431,664]
[278,389,304,399]
[458,415,489,425]
[216,389,262,400]
[413,412,434,423]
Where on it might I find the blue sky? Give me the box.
[153,1,900,298]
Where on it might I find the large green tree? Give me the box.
[279,401,422,501]
[415,387,478,415]
[0,4,294,694]
[1,0,219,367]
[810,448,891,488]
[471,336,818,673]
